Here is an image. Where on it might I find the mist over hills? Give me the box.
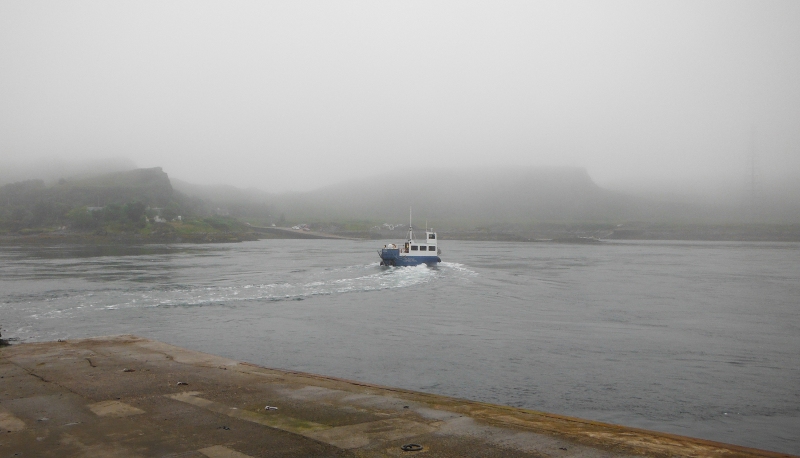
[170,178,273,221]
[0,167,174,208]
[272,167,612,224]
[170,179,271,207]
[2,161,799,238]
[0,157,137,186]
[276,166,800,226]
[265,167,722,227]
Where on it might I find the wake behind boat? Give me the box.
[378,211,441,267]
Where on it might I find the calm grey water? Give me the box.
[1,239,799,454]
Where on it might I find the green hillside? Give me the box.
[0,167,256,242]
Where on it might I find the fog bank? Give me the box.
[2,1,799,194]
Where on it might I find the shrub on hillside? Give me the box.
[67,207,100,229]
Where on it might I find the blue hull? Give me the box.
[379,248,440,266]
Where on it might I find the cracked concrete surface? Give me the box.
[0,335,793,458]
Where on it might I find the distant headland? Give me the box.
[1,166,799,244]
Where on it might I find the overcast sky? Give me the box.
[1,1,798,192]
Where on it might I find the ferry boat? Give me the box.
[378,214,441,267]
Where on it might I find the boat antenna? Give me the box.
[408,207,413,242]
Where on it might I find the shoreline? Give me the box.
[2,222,800,245]
[0,231,263,245]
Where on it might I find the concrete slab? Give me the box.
[87,400,146,418]
[0,336,794,458]
[0,405,25,432]
[199,445,256,458]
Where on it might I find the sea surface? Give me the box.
[1,239,798,454]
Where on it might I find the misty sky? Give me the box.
[1,1,798,192]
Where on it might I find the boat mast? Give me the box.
[407,207,414,242]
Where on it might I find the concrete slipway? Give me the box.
[0,336,793,458]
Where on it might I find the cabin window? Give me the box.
[426,246,433,251]
[410,245,418,251]
[428,234,436,239]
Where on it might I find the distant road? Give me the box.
[247,225,351,240]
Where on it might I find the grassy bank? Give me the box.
[0,216,267,245]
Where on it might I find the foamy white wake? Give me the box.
[16,262,478,318]
[96,262,476,310]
